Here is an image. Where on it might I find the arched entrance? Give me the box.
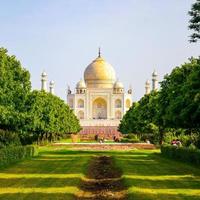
[78,111,84,119]
[92,97,107,119]
[115,111,122,119]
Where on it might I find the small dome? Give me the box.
[114,80,124,88]
[152,70,158,76]
[41,71,47,77]
[145,80,150,85]
[76,79,86,88]
[50,80,55,86]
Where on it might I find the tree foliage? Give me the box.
[119,92,159,136]
[0,48,81,146]
[188,0,200,42]
[159,58,200,130]
[24,91,81,143]
[119,57,200,145]
[0,48,31,131]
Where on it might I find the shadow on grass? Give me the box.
[124,178,200,189]
[0,177,81,188]
[127,192,200,200]
[0,193,75,200]
[115,152,200,200]
[1,149,200,200]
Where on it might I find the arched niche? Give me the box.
[115,99,122,108]
[115,111,122,119]
[69,98,73,108]
[78,111,84,119]
[92,97,107,119]
[77,99,84,108]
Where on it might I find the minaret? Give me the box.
[41,71,47,91]
[145,80,151,94]
[49,81,55,94]
[152,70,158,91]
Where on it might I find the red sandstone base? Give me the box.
[79,126,121,141]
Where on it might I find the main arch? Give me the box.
[92,97,107,119]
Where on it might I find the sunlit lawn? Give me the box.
[115,151,200,200]
[0,146,200,200]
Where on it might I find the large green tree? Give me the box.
[24,90,81,143]
[119,58,200,145]
[189,0,200,42]
[0,48,81,145]
[118,102,140,134]
[158,57,200,130]
[119,92,160,140]
[0,48,31,131]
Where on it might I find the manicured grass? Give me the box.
[0,146,92,200]
[114,151,200,200]
[0,146,199,200]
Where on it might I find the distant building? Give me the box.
[67,49,132,131]
[41,50,159,139]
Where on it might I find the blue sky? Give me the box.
[0,0,199,101]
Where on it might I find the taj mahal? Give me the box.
[41,49,158,138]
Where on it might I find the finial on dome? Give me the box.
[98,47,101,57]
[128,84,132,94]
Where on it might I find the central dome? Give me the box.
[84,54,116,88]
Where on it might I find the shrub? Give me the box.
[163,132,193,147]
[121,134,140,143]
[0,145,37,168]
[177,134,192,147]
[188,143,196,150]
[125,134,138,140]
[163,132,176,144]
[0,129,21,148]
[140,133,158,144]
[161,145,200,166]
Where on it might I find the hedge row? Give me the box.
[161,145,200,166]
[0,145,37,168]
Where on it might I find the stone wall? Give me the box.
[79,126,121,140]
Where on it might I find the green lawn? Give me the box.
[115,151,200,200]
[0,146,200,200]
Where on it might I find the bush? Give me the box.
[163,131,176,144]
[0,145,37,168]
[121,134,140,143]
[125,134,138,140]
[0,129,21,148]
[177,134,192,147]
[162,131,193,147]
[161,145,200,166]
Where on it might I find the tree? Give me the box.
[188,0,200,42]
[119,92,160,143]
[158,57,200,131]
[0,48,81,146]
[0,48,31,131]
[118,102,140,134]
[24,90,81,143]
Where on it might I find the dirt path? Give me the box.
[76,156,126,200]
